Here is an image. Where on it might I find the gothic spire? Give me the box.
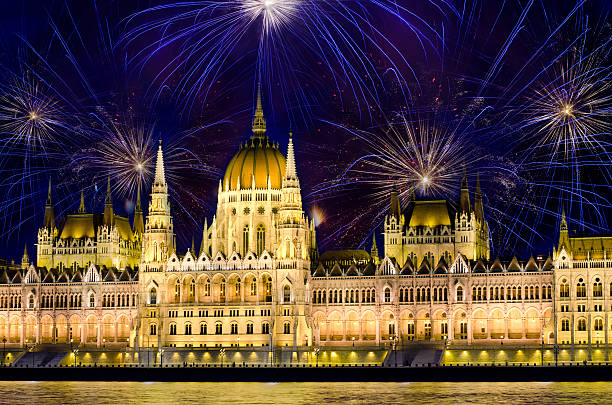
[200,218,208,257]
[104,177,114,226]
[154,139,167,187]
[474,171,483,220]
[43,178,55,229]
[285,132,297,180]
[78,190,86,213]
[251,82,266,138]
[133,186,144,234]
[459,165,471,213]
[389,186,401,219]
[370,232,379,263]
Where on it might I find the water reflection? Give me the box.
[0,381,610,404]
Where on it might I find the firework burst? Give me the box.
[121,0,455,122]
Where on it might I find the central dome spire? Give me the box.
[252,82,267,138]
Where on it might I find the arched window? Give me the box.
[561,319,570,331]
[593,278,603,297]
[456,286,463,302]
[576,279,586,298]
[215,322,222,335]
[283,322,291,334]
[560,279,569,298]
[577,318,587,331]
[246,323,254,334]
[230,323,238,334]
[283,285,291,303]
[189,279,196,301]
[89,293,95,308]
[28,295,34,309]
[150,324,157,336]
[250,279,257,296]
[220,278,226,301]
[594,318,603,331]
[242,225,250,256]
[384,288,391,303]
[169,323,177,335]
[262,322,270,334]
[204,279,211,296]
[256,224,265,255]
[185,323,192,335]
[150,288,157,305]
[200,323,207,335]
[265,276,272,302]
[235,277,241,297]
[174,283,180,302]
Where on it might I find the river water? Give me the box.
[0,381,610,404]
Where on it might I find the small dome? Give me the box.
[223,136,286,190]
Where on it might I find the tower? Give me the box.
[104,177,114,226]
[141,140,175,266]
[133,186,144,236]
[384,186,404,262]
[370,233,379,265]
[43,179,55,230]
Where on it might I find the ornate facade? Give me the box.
[0,91,610,354]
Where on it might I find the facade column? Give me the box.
[504,316,509,341]
[20,320,24,347]
[114,321,118,343]
[358,318,363,341]
[448,314,454,341]
[375,317,380,345]
[522,317,526,339]
[487,317,491,340]
[66,320,71,344]
[36,319,40,344]
[96,322,101,348]
[80,320,86,344]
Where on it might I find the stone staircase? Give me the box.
[12,344,69,367]
[383,343,444,367]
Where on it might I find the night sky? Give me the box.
[0,0,610,262]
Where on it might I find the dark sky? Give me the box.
[0,0,610,262]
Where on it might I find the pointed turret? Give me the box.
[21,244,29,269]
[251,83,266,138]
[43,179,55,229]
[78,190,86,214]
[459,165,471,213]
[153,139,167,192]
[200,218,208,257]
[191,236,195,253]
[104,177,114,226]
[370,233,379,264]
[559,207,570,251]
[389,186,401,219]
[133,186,144,234]
[474,172,483,220]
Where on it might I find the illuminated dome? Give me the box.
[223,136,286,190]
[223,86,286,190]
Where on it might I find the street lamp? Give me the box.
[2,337,6,366]
[314,347,320,367]
[73,348,79,367]
[159,349,164,367]
[220,348,226,366]
[352,336,355,347]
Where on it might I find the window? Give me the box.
[265,276,272,302]
[200,323,207,335]
[246,323,253,334]
[185,323,192,335]
[283,322,291,334]
[28,295,34,309]
[204,279,211,296]
[456,286,463,302]
[262,323,270,334]
[559,280,569,298]
[384,288,391,303]
[231,323,238,334]
[189,279,196,301]
[89,294,95,308]
[243,225,250,256]
[594,279,603,297]
[594,318,603,331]
[250,279,257,296]
[256,224,265,255]
[577,279,586,298]
[150,324,157,336]
[561,319,570,331]
[283,285,291,303]
[169,323,177,335]
[215,323,223,335]
[174,283,180,302]
[577,318,587,331]
[220,278,226,301]
[150,288,157,305]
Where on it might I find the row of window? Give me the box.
[312,289,377,304]
[471,285,553,302]
[152,321,290,336]
[560,318,606,331]
[0,296,21,309]
[559,278,610,298]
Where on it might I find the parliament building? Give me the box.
[0,91,611,354]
